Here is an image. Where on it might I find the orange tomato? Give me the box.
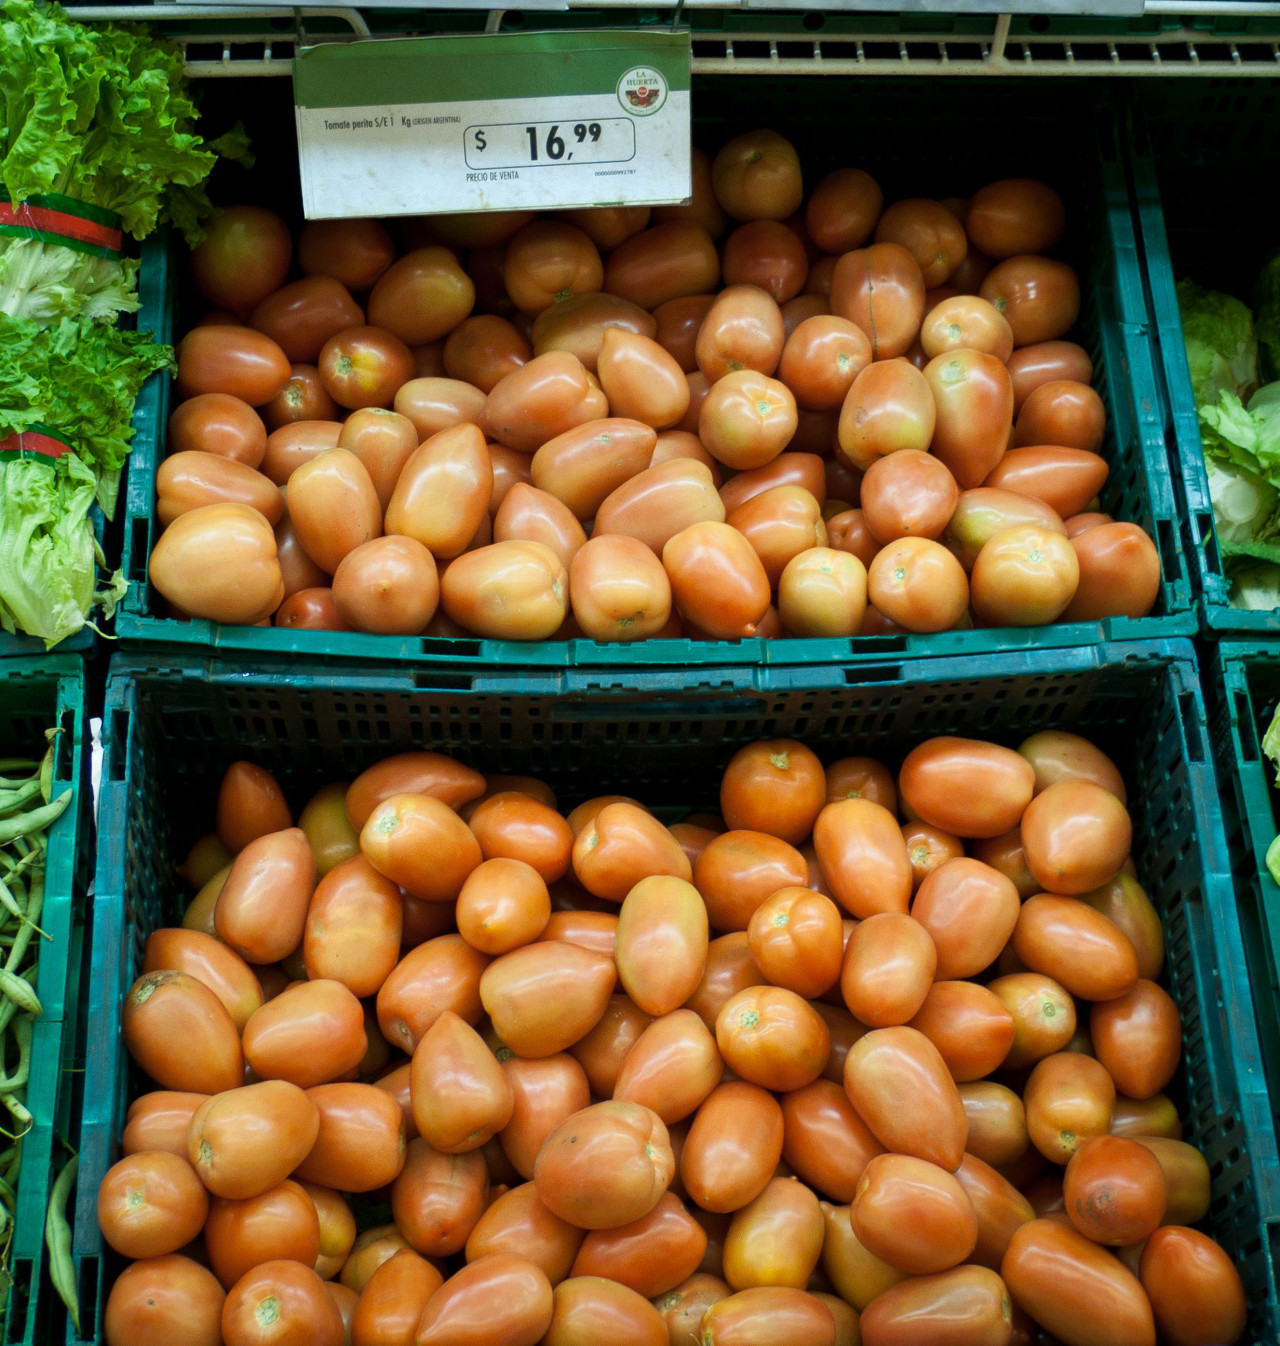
[1090,979,1181,1101]
[681,1082,784,1214]
[480,940,616,1057]
[715,985,830,1092]
[851,1153,977,1274]
[812,798,912,920]
[415,1254,553,1346]
[500,1053,593,1179]
[1024,1051,1117,1165]
[829,244,925,359]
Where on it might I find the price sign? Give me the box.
[293,31,691,219]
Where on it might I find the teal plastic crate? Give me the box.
[68,637,1277,1344]
[1206,642,1280,1140]
[1126,80,1280,637]
[113,75,1194,669]
[0,658,91,1346]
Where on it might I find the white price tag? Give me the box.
[293,31,692,219]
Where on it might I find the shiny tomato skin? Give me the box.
[715,985,830,1092]
[684,932,766,1030]
[376,934,490,1054]
[191,206,292,315]
[1090,979,1181,1101]
[924,349,1015,489]
[348,1248,441,1346]
[1013,895,1139,1002]
[250,276,364,366]
[187,1080,319,1201]
[390,1138,488,1256]
[980,257,1081,347]
[105,1254,226,1346]
[316,325,415,411]
[806,168,883,254]
[780,1079,882,1203]
[415,1254,553,1346]
[1002,1219,1156,1346]
[701,1287,836,1346]
[966,180,1066,259]
[122,1092,208,1159]
[843,1026,968,1172]
[1139,1226,1247,1346]
[839,912,937,1028]
[837,358,935,472]
[410,1010,513,1154]
[859,1264,1015,1345]
[534,1100,674,1229]
[721,1177,823,1291]
[570,994,651,1096]
[613,1008,721,1125]
[1024,1052,1117,1166]
[911,857,1021,981]
[204,1179,320,1290]
[294,1083,406,1192]
[302,856,402,997]
[540,1276,667,1346]
[499,1052,592,1179]
[220,1260,344,1346]
[693,830,808,934]
[142,927,262,1032]
[298,217,394,292]
[570,1192,707,1298]
[830,244,925,360]
[851,1153,978,1275]
[953,1152,1035,1271]
[123,970,244,1096]
[682,1082,784,1214]
[1062,1134,1166,1246]
[615,876,709,1016]
[971,524,1080,627]
[867,538,970,634]
[367,247,475,346]
[813,798,912,920]
[604,222,722,310]
[907,981,1016,1082]
[176,327,293,408]
[819,1200,905,1311]
[97,1151,209,1260]
[747,887,843,999]
[465,1181,585,1284]
[241,978,367,1089]
[988,972,1077,1070]
[1020,780,1132,895]
[1062,522,1161,622]
[480,940,616,1057]
[898,738,1035,840]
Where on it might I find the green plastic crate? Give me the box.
[0,658,91,1346]
[68,637,1277,1343]
[1126,80,1280,637]
[113,75,1194,668]
[1206,642,1280,1141]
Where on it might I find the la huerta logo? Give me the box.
[617,65,668,116]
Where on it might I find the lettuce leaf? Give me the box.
[0,313,173,489]
[1179,280,1259,419]
[0,452,124,647]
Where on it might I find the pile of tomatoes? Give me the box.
[101,732,1246,1346]
[147,129,1162,641]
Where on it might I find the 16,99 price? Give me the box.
[464,117,636,171]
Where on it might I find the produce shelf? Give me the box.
[1127,78,1280,636]
[114,76,1196,670]
[0,658,92,1346]
[65,636,1280,1344]
[62,5,1280,77]
[1206,643,1280,1143]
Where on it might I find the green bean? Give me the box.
[4,873,42,976]
[46,1153,79,1332]
[0,1020,32,1094]
[2,1091,31,1137]
[0,759,37,775]
[0,971,40,1017]
[0,781,42,816]
[0,790,69,846]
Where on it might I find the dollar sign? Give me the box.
[474,129,487,151]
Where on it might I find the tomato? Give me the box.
[298,1182,356,1279]
[860,449,958,544]
[442,314,530,394]
[942,487,1064,575]
[805,168,883,253]
[285,449,381,578]
[986,972,1076,1071]
[819,1201,905,1310]
[612,1010,717,1127]
[1013,895,1139,1003]
[220,1260,344,1346]
[1134,1138,1210,1225]
[566,534,672,642]
[570,994,650,1096]
[745,888,842,999]
[964,180,1063,260]
[720,453,827,515]
[707,1289,838,1346]
[142,928,262,1031]
[684,933,766,1032]
[596,459,725,554]
[920,295,1014,363]
[338,1226,413,1293]
[529,419,655,520]
[96,1150,208,1260]
[780,1080,881,1203]
[899,822,962,895]
[297,217,395,293]
[612,876,708,1016]
[1074,877,1166,986]
[187,1082,317,1204]
[560,205,652,251]
[604,222,721,309]
[720,220,808,302]
[367,247,475,346]
[451,856,550,956]
[122,1092,208,1159]
[840,912,936,1028]
[1060,1133,1166,1248]
[389,1137,487,1254]
[866,538,969,634]
[980,257,1081,347]
[309,326,408,411]
[241,978,365,1088]
[169,393,268,467]
[653,1274,731,1346]
[348,1248,442,1345]
[718,1177,822,1292]
[504,221,603,315]
[875,198,968,287]
[1008,340,1094,414]
[1090,979,1181,1101]
[358,794,480,908]
[1110,1095,1181,1142]
[104,1254,225,1346]
[1062,522,1161,622]
[778,547,869,638]
[191,206,291,315]
[693,830,808,934]
[825,759,894,811]
[697,367,798,476]
[1141,1226,1247,1346]
[969,523,1079,627]
[899,737,1035,839]
[484,350,605,452]
[176,326,293,409]
[812,798,911,920]
[331,536,437,635]
[347,756,483,833]
[695,285,785,382]
[570,1193,706,1299]
[711,131,803,222]
[660,519,771,637]
[923,349,1015,489]
[467,791,572,883]
[682,1082,784,1213]
[829,244,926,359]
[728,484,826,583]
[843,1026,968,1171]
[910,981,1014,1082]
[466,1182,584,1284]
[480,940,615,1057]
[123,969,243,1095]
[496,1054,592,1179]
[489,442,535,518]
[1015,380,1105,454]
[537,1276,664,1346]
[390,379,486,448]
[261,420,342,487]
[860,1264,1014,1345]
[953,1152,1035,1272]
[248,279,362,368]
[407,1009,512,1156]
[1002,1219,1155,1346]
[1024,1052,1116,1166]
[1019,731,1126,805]
[652,294,716,374]
[715,985,829,1092]
[377,936,488,1058]
[650,146,727,238]
[491,481,585,570]
[204,1179,320,1290]
[778,315,871,412]
[571,801,690,902]
[1021,779,1131,895]
[852,1153,977,1274]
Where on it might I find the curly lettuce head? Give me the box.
[1179,280,1259,412]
